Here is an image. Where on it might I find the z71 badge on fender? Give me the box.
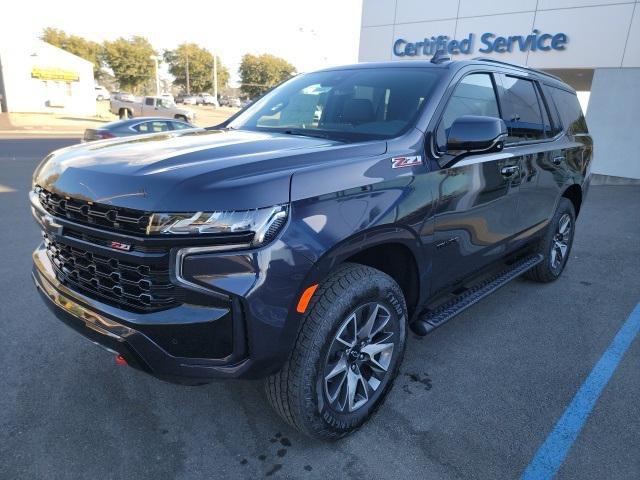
[391,155,423,168]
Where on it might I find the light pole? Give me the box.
[212,54,218,105]
[150,55,162,96]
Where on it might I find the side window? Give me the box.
[541,84,563,137]
[436,73,500,151]
[171,121,192,130]
[149,121,170,132]
[132,122,150,133]
[536,85,553,137]
[144,98,154,106]
[500,76,545,142]
[550,88,588,135]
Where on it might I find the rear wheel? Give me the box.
[265,263,407,440]
[119,108,131,120]
[525,197,576,282]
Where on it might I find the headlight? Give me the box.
[147,205,288,246]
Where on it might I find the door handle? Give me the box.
[500,165,519,177]
[553,156,565,165]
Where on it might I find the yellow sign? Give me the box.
[31,67,79,82]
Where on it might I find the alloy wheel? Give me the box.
[551,213,572,271]
[323,302,397,413]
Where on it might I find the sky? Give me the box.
[0,0,363,86]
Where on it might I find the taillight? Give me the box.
[98,131,116,139]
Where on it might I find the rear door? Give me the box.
[431,71,522,294]
[496,74,562,236]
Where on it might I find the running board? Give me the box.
[410,254,543,336]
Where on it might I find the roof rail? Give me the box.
[471,57,564,82]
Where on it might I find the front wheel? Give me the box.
[265,263,407,440]
[525,197,576,282]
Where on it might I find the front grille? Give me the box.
[44,233,179,312]
[64,227,166,254]
[37,187,151,235]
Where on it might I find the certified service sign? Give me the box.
[393,30,568,57]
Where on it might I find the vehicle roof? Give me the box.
[316,58,573,92]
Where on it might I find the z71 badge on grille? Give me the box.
[391,155,423,169]
[110,241,132,251]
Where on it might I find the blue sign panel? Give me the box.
[393,30,568,57]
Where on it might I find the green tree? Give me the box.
[102,36,156,93]
[41,27,103,80]
[239,54,296,98]
[163,43,229,94]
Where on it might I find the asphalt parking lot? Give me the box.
[1,138,638,480]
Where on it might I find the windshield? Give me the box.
[228,67,443,141]
[160,99,176,108]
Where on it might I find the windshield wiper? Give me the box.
[282,129,344,141]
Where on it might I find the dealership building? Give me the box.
[359,0,640,180]
[0,39,96,116]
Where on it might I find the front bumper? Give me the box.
[33,247,253,383]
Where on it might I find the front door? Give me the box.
[430,72,522,295]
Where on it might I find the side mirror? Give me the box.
[440,115,507,168]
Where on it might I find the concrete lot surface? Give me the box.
[0,138,638,479]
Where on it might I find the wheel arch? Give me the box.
[562,183,583,217]
[301,226,425,320]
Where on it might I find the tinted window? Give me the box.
[550,88,588,135]
[171,121,192,130]
[500,76,545,142]
[228,68,443,141]
[144,98,154,106]
[541,84,563,136]
[436,73,500,151]
[133,121,170,133]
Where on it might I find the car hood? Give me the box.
[33,129,386,211]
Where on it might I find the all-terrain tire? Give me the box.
[265,263,407,440]
[525,197,576,282]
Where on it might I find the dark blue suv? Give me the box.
[31,58,591,439]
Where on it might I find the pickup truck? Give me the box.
[31,58,591,439]
[109,95,196,122]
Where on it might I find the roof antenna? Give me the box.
[431,49,451,64]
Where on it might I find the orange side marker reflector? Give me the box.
[296,284,319,313]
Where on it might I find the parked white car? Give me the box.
[95,86,111,101]
[200,93,219,107]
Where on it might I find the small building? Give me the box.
[0,39,96,116]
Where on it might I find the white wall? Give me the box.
[0,40,95,116]
[587,68,640,179]
[359,0,640,68]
